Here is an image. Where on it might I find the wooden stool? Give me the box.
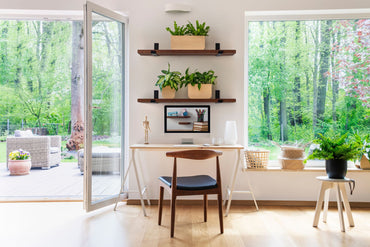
[313,176,355,232]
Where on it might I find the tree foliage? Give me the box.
[248,19,370,147]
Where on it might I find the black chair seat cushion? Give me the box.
[159,175,217,191]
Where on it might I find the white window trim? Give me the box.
[243,9,370,167]
[244,8,370,146]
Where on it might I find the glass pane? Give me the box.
[248,19,370,166]
[91,12,123,202]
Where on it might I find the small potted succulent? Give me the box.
[155,63,181,99]
[166,20,210,50]
[8,149,31,175]
[181,68,217,99]
[306,133,362,178]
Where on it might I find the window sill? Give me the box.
[244,167,369,172]
[244,160,369,172]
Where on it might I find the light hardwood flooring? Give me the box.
[0,202,369,247]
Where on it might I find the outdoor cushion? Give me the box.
[49,147,60,154]
[79,147,121,158]
[14,130,33,137]
[159,175,217,191]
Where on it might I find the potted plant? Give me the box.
[181,68,217,99]
[355,134,370,169]
[8,149,31,175]
[155,63,181,99]
[166,20,210,50]
[306,133,362,178]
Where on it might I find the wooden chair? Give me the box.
[158,149,224,237]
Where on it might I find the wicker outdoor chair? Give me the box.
[6,136,61,169]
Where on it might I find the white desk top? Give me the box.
[130,144,244,150]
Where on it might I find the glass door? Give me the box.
[83,1,127,212]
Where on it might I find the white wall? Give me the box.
[1,0,369,202]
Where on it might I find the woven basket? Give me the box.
[281,147,305,159]
[244,149,270,169]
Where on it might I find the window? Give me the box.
[246,10,370,165]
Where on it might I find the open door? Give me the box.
[83,1,127,212]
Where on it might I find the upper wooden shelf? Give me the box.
[137,98,236,103]
[137,49,236,56]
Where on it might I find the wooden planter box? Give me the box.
[280,158,305,170]
[188,84,212,99]
[360,155,370,169]
[161,86,176,99]
[171,36,205,50]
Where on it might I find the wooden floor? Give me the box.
[0,202,369,247]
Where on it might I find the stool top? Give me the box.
[316,176,352,182]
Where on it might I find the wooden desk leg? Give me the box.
[132,149,147,216]
[323,188,330,223]
[114,154,134,211]
[339,183,354,227]
[224,149,241,217]
[313,182,329,227]
[335,183,345,232]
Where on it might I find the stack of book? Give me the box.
[193,121,208,131]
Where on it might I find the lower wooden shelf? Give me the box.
[137,98,236,103]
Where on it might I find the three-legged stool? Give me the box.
[313,176,355,232]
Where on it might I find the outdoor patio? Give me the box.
[0,162,121,201]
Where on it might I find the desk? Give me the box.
[115,144,258,216]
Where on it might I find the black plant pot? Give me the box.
[325,159,347,179]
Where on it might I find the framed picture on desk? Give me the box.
[164,105,210,133]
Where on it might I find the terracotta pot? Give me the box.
[188,84,212,99]
[8,159,32,175]
[161,86,176,99]
[326,159,347,179]
[171,36,205,50]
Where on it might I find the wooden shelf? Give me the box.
[137,49,236,56]
[167,116,191,119]
[137,98,236,103]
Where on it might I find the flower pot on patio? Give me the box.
[8,159,32,175]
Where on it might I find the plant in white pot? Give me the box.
[181,68,217,99]
[155,63,181,99]
[166,20,209,50]
[305,133,362,178]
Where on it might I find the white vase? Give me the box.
[224,121,238,145]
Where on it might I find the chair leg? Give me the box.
[217,193,224,234]
[203,194,208,222]
[158,186,164,225]
[170,194,176,238]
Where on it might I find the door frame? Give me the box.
[83,1,129,212]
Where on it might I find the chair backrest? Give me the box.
[166,150,222,160]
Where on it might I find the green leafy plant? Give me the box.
[354,133,370,160]
[305,133,362,162]
[185,20,210,36]
[181,68,217,90]
[166,20,210,36]
[165,21,187,35]
[155,63,182,91]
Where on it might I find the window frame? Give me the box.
[244,9,370,166]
